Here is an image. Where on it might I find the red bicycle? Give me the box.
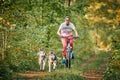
[61,36,79,68]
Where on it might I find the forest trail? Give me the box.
[17,54,106,80]
[81,54,98,68]
[82,66,105,80]
[82,53,106,80]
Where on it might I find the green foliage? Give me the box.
[104,43,120,80]
[9,53,39,72]
[0,59,12,80]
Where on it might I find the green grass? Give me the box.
[42,69,83,80]
[80,52,110,71]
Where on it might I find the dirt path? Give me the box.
[81,54,98,68]
[81,54,106,80]
[17,70,49,79]
[83,69,104,80]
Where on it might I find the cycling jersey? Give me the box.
[59,22,75,36]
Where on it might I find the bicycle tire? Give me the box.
[66,51,71,68]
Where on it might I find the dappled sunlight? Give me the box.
[84,2,106,11]
[107,9,114,13]
[0,17,15,30]
[91,2,106,10]
[97,41,111,52]
[108,0,113,2]
[0,17,3,20]
[88,30,111,52]
[84,1,120,26]
[88,30,100,44]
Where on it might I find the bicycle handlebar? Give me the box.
[60,36,79,39]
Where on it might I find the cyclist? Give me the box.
[57,16,79,62]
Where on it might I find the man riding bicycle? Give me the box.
[57,16,79,62]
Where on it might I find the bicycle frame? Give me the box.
[66,38,72,68]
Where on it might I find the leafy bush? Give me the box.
[104,49,120,80]
[0,59,12,80]
[9,53,39,72]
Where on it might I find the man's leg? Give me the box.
[61,38,67,58]
[69,35,73,50]
[69,36,74,58]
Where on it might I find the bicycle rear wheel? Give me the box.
[66,52,71,68]
[66,59,71,68]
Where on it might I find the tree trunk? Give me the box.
[2,32,5,60]
[67,0,70,6]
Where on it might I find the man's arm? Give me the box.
[71,23,79,37]
[73,28,79,37]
